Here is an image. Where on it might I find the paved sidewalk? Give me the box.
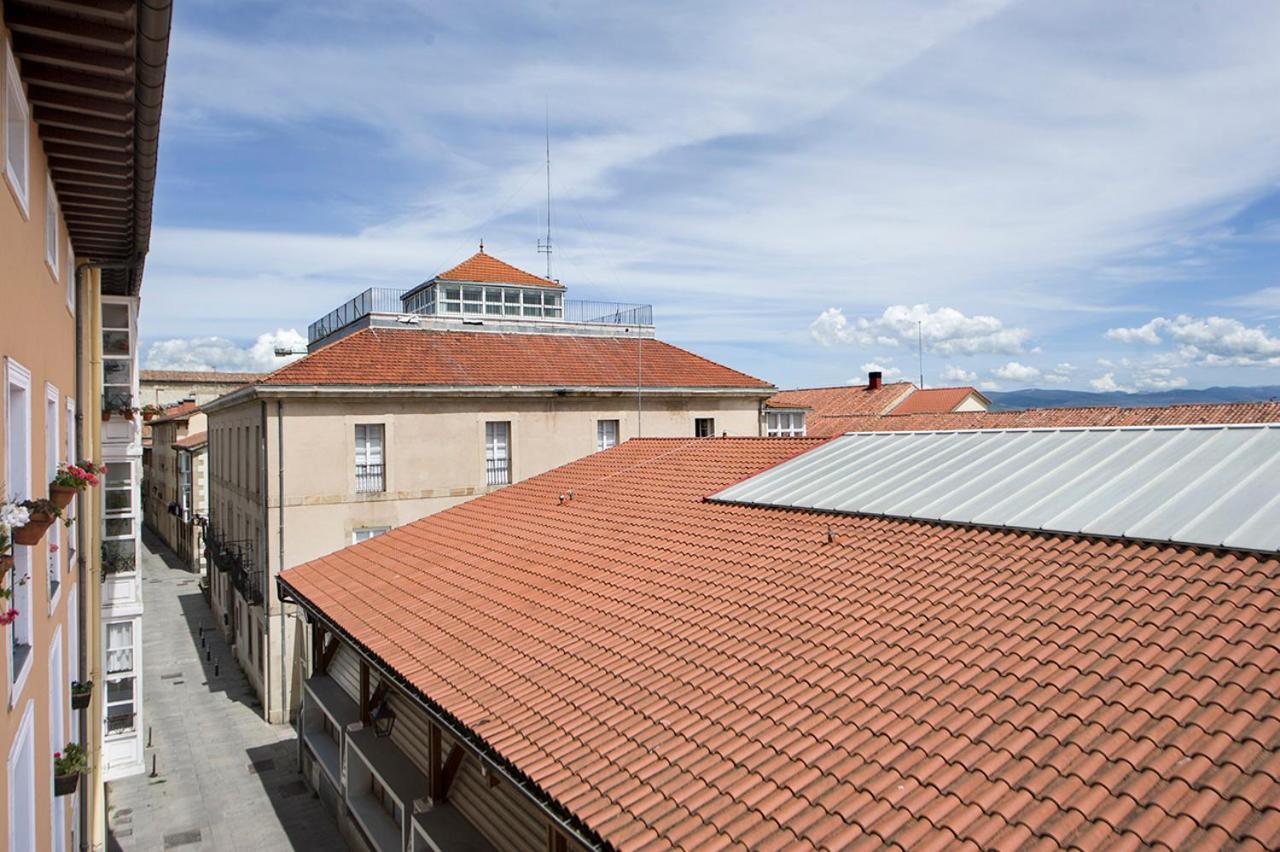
[107,530,345,851]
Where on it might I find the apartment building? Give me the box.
[0,3,170,850]
[141,402,208,572]
[139,369,260,408]
[201,248,776,724]
[278,427,1280,850]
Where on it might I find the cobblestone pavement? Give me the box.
[106,530,345,851]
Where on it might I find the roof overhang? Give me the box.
[202,382,776,413]
[3,0,172,295]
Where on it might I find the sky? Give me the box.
[139,0,1280,393]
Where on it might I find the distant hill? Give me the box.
[985,385,1280,411]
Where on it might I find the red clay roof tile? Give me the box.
[889,386,988,415]
[281,437,1280,849]
[435,249,562,288]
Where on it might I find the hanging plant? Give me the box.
[70,680,94,710]
[53,743,88,796]
[49,461,103,510]
[141,404,163,422]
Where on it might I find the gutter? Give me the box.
[202,383,776,412]
[278,578,608,852]
[129,0,172,285]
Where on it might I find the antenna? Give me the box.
[537,99,552,279]
[918,321,924,389]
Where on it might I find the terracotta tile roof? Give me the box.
[258,327,772,390]
[140,369,262,383]
[805,400,1280,437]
[889,385,988,415]
[147,400,201,425]
[281,437,1280,850]
[173,431,207,450]
[435,250,562,288]
[766,381,914,415]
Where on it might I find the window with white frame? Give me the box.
[354,424,385,493]
[65,236,75,313]
[694,417,716,438]
[485,421,510,486]
[4,41,29,214]
[45,385,60,603]
[353,527,389,544]
[102,462,136,576]
[104,621,136,735]
[48,629,65,852]
[100,301,133,416]
[7,701,35,851]
[44,175,58,272]
[766,410,806,437]
[6,358,33,686]
[596,419,619,452]
[64,398,76,571]
[413,283,563,318]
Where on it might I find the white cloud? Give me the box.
[940,364,977,383]
[811,305,1031,355]
[1104,314,1280,366]
[1089,372,1131,393]
[859,361,905,381]
[992,361,1041,383]
[145,329,308,373]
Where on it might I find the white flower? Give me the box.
[0,502,31,531]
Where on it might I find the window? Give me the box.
[596,419,619,452]
[371,774,400,823]
[48,630,65,852]
[353,527,390,544]
[695,417,716,438]
[104,621,136,735]
[766,411,806,437]
[4,41,29,214]
[432,283,563,319]
[103,461,136,576]
[485,421,510,486]
[65,236,75,313]
[101,301,133,417]
[6,357,33,689]
[178,452,192,518]
[45,385,60,604]
[354,424,385,493]
[44,175,58,273]
[7,701,35,851]
[64,398,76,570]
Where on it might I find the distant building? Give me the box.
[764,370,991,437]
[202,249,776,723]
[279,425,1280,850]
[139,370,261,407]
[141,402,208,572]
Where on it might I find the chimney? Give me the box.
[868,371,882,390]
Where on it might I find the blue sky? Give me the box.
[139,0,1280,392]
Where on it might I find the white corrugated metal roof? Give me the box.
[711,425,1280,552]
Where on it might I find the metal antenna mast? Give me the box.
[918,321,924,389]
[537,100,552,279]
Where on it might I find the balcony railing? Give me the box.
[308,287,653,344]
[205,525,264,605]
[355,463,384,494]
[485,458,510,486]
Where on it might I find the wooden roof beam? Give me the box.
[43,141,132,165]
[33,105,133,137]
[26,85,132,120]
[10,34,133,77]
[19,60,133,98]
[3,6,135,51]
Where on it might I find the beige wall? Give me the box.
[206,389,763,723]
[1,18,82,849]
[138,381,247,408]
[954,393,989,412]
[142,411,206,561]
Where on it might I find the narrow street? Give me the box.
[106,530,345,851]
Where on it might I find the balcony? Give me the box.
[308,286,653,346]
[205,526,264,605]
[356,463,385,494]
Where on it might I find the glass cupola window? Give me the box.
[403,283,562,318]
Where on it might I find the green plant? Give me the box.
[20,498,70,528]
[54,742,88,775]
[71,680,93,695]
[101,542,135,577]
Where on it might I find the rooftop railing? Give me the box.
[308,287,653,344]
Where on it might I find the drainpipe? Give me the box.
[276,399,286,727]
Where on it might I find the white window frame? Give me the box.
[45,383,61,611]
[352,527,390,544]
[485,421,511,486]
[65,236,75,314]
[103,619,137,737]
[6,356,34,704]
[67,586,79,742]
[766,410,806,437]
[354,424,385,494]
[7,700,36,852]
[64,397,76,573]
[694,417,716,438]
[45,174,59,275]
[3,40,30,217]
[596,419,619,452]
[49,627,66,852]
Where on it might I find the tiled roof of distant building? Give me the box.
[256,327,772,390]
[172,431,207,450]
[147,400,201,424]
[282,436,1280,850]
[766,381,914,415]
[140,370,262,383]
[889,385,989,415]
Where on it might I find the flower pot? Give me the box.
[49,485,78,511]
[142,411,154,422]
[0,554,12,574]
[101,409,112,422]
[12,514,54,546]
[71,686,93,710]
[54,772,80,796]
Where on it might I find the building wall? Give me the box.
[207,389,762,724]
[138,379,251,408]
[1,18,82,850]
[141,411,207,567]
[954,394,989,412]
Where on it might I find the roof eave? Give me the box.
[208,383,775,409]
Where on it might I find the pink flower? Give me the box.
[0,608,18,625]
[53,751,61,759]
[49,543,59,553]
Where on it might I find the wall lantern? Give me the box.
[370,699,396,738]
